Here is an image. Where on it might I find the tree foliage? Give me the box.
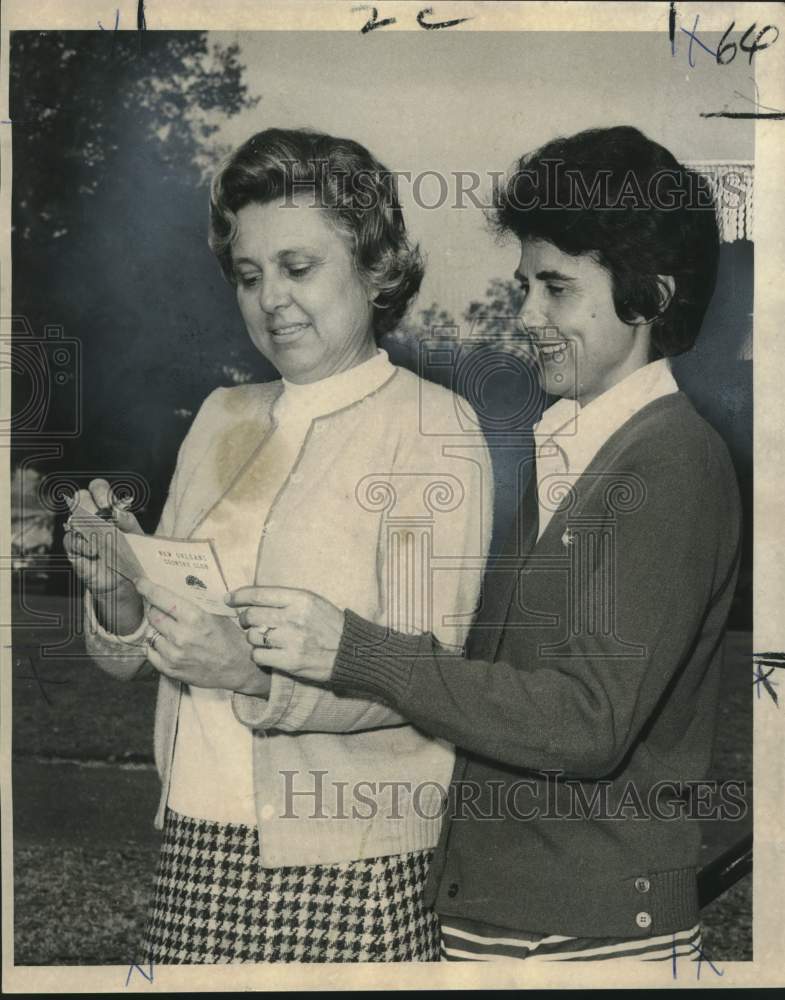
[463,278,523,338]
[11,31,258,249]
[10,31,262,521]
[8,34,527,530]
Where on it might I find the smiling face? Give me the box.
[232,197,377,384]
[515,238,652,406]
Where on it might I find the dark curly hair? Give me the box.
[209,128,424,340]
[493,126,720,358]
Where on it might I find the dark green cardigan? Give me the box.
[332,392,743,938]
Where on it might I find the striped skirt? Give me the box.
[140,809,440,963]
[440,917,704,962]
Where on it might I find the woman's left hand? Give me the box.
[136,578,269,696]
[226,586,344,684]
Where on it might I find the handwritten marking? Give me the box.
[352,4,471,33]
[125,958,154,987]
[732,78,785,114]
[699,68,785,121]
[672,6,779,66]
[681,15,718,66]
[700,110,785,119]
[416,6,473,30]
[352,5,396,33]
[753,652,783,704]
[753,665,777,699]
[97,8,120,31]
[718,22,780,65]
[672,935,723,979]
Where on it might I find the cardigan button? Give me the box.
[635,877,651,893]
[635,911,652,929]
[447,882,459,898]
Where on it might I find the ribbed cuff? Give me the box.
[84,587,148,649]
[231,671,292,731]
[332,609,421,706]
[648,867,699,933]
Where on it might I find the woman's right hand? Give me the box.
[63,478,144,595]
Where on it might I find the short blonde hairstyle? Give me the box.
[209,128,424,339]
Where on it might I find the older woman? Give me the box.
[65,128,492,964]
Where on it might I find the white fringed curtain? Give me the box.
[686,161,754,243]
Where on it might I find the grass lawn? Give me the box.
[11,588,753,965]
[13,845,158,966]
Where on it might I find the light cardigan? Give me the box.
[84,363,493,866]
[169,351,399,826]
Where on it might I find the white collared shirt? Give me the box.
[533,360,679,541]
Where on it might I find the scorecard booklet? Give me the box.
[70,504,236,617]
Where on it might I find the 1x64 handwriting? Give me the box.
[670,3,778,66]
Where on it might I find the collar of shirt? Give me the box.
[532,359,679,539]
[274,348,395,426]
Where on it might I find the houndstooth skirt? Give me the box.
[139,809,440,963]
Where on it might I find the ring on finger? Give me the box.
[257,625,274,649]
[146,627,162,650]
